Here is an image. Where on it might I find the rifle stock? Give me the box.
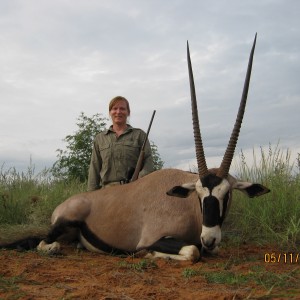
[131,110,156,182]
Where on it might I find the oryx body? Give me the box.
[37,167,268,261]
[44,169,201,259]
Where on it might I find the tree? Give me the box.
[52,112,164,182]
[150,141,164,171]
[51,112,107,182]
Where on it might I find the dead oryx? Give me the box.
[1,34,269,262]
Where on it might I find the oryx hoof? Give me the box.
[37,240,61,255]
[179,245,201,263]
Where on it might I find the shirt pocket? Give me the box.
[122,141,140,164]
[99,143,111,169]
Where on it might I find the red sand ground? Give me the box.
[1,243,299,299]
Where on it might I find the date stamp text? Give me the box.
[264,252,299,264]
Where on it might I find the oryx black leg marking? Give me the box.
[47,218,130,255]
[79,222,130,255]
[147,237,191,254]
[45,219,78,244]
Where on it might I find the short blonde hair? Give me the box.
[108,96,131,115]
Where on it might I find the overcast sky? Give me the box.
[1,0,299,175]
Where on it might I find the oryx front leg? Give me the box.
[146,237,201,262]
[146,245,200,262]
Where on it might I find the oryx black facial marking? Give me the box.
[220,191,230,225]
[201,173,223,191]
[202,196,221,227]
[198,173,224,227]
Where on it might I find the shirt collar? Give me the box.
[104,124,133,135]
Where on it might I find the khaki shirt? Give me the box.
[87,125,154,191]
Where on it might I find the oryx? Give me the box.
[2,34,270,261]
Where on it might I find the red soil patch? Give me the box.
[1,244,299,299]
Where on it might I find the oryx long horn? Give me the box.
[187,41,208,177]
[217,33,257,178]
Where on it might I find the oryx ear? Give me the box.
[166,183,196,198]
[233,181,270,198]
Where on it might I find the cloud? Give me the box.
[0,0,299,174]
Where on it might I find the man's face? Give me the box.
[109,100,129,125]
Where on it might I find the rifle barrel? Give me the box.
[131,110,156,181]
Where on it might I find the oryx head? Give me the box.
[167,34,270,252]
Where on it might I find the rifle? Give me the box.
[131,110,156,182]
